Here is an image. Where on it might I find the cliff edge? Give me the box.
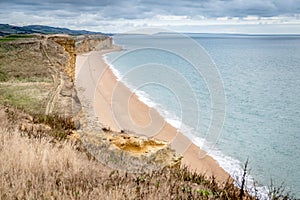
[0,33,182,173]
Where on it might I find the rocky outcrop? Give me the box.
[81,130,182,173]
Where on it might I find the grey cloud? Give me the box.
[148,0,299,17]
[1,0,300,22]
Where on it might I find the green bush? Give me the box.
[0,69,8,81]
[32,114,76,140]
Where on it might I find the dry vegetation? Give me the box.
[0,83,51,114]
[1,114,295,200]
[2,106,295,200]
[0,127,248,200]
[0,39,52,82]
[0,106,255,200]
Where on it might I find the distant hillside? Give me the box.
[0,24,104,36]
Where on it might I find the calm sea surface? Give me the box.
[105,33,300,198]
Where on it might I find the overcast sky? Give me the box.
[1,0,300,33]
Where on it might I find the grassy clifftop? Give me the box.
[0,34,82,116]
[0,36,54,114]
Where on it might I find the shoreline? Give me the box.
[76,47,230,183]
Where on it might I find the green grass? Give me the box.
[14,76,52,83]
[0,34,35,42]
[2,93,32,107]
[5,34,34,38]
[0,41,53,82]
[0,38,17,42]
[0,67,50,82]
[0,84,49,114]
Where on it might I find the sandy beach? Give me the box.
[76,47,230,183]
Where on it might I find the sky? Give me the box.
[1,0,300,34]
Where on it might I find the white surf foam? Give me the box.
[103,51,269,200]
[178,128,269,199]
[134,90,157,108]
[103,55,122,82]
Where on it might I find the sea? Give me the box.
[104,33,300,199]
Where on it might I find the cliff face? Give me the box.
[48,35,76,81]
[45,35,113,81]
[75,35,113,54]
[35,35,80,118]
[42,34,114,117]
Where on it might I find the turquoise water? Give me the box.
[105,33,300,198]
